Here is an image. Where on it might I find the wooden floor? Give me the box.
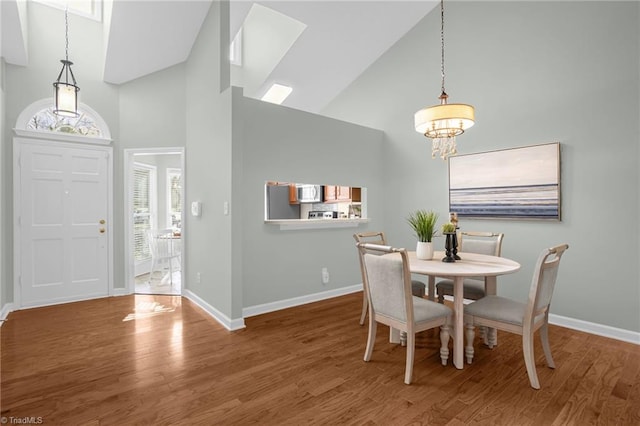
[1,293,639,425]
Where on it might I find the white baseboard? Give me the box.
[111,287,131,297]
[1,302,14,324]
[440,295,639,346]
[183,289,245,331]
[549,313,640,345]
[243,284,363,318]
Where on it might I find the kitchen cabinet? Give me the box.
[351,187,361,203]
[288,184,298,204]
[324,185,336,202]
[324,185,351,203]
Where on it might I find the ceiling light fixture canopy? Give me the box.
[53,5,80,117]
[414,0,474,160]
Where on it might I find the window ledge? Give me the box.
[265,218,369,231]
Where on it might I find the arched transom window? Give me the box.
[27,106,103,137]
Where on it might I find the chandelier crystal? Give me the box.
[53,5,80,117]
[414,0,474,160]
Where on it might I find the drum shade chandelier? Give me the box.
[53,5,80,117]
[414,0,474,160]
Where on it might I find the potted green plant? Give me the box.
[407,210,438,259]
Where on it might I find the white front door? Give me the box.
[16,139,111,307]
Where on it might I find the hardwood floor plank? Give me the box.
[1,293,639,425]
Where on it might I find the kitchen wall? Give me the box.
[233,89,384,309]
[323,1,640,333]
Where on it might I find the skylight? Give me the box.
[230,28,243,66]
[261,84,293,105]
[32,0,102,21]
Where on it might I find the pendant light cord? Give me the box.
[440,0,446,95]
[65,5,70,62]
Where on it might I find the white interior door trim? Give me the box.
[124,148,185,295]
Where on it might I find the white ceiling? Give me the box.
[1,0,437,113]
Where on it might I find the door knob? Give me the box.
[99,228,106,233]
[99,219,106,224]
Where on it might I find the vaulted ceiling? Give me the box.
[1,0,436,113]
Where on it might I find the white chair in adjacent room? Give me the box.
[463,244,569,389]
[357,243,452,385]
[147,228,181,287]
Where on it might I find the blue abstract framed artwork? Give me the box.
[448,143,561,220]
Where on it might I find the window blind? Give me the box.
[133,166,151,262]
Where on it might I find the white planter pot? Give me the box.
[416,241,434,260]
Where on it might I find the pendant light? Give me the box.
[414,0,474,160]
[53,5,80,117]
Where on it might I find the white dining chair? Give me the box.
[357,243,452,385]
[463,244,569,389]
[147,228,181,287]
[354,232,428,326]
[436,231,505,303]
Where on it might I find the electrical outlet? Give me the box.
[321,267,329,284]
[196,272,201,284]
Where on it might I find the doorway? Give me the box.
[124,148,185,296]
[13,98,114,309]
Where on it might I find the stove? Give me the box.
[308,211,337,219]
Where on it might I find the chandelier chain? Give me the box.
[65,5,69,61]
[440,0,446,95]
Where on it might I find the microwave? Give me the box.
[296,184,323,203]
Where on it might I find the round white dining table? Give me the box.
[394,250,521,369]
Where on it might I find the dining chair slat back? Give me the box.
[436,231,505,303]
[357,242,452,385]
[463,243,569,389]
[353,232,426,325]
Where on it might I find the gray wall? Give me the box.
[3,1,637,336]
[323,1,640,332]
[184,0,237,319]
[233,89,385,307]
[119,64,186,151]
[118,65,187,288]
[1,58,5,310]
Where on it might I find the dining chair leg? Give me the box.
[428,276,436,302]
[364,316,377,362]
[440,324,451,366]
[359,295,367,326]
[487,327,497,349]
[169,258,174,286]
[523,330,540,389]
[540,321,556,369]
[464,323,475,364]
[404,332,415,384]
